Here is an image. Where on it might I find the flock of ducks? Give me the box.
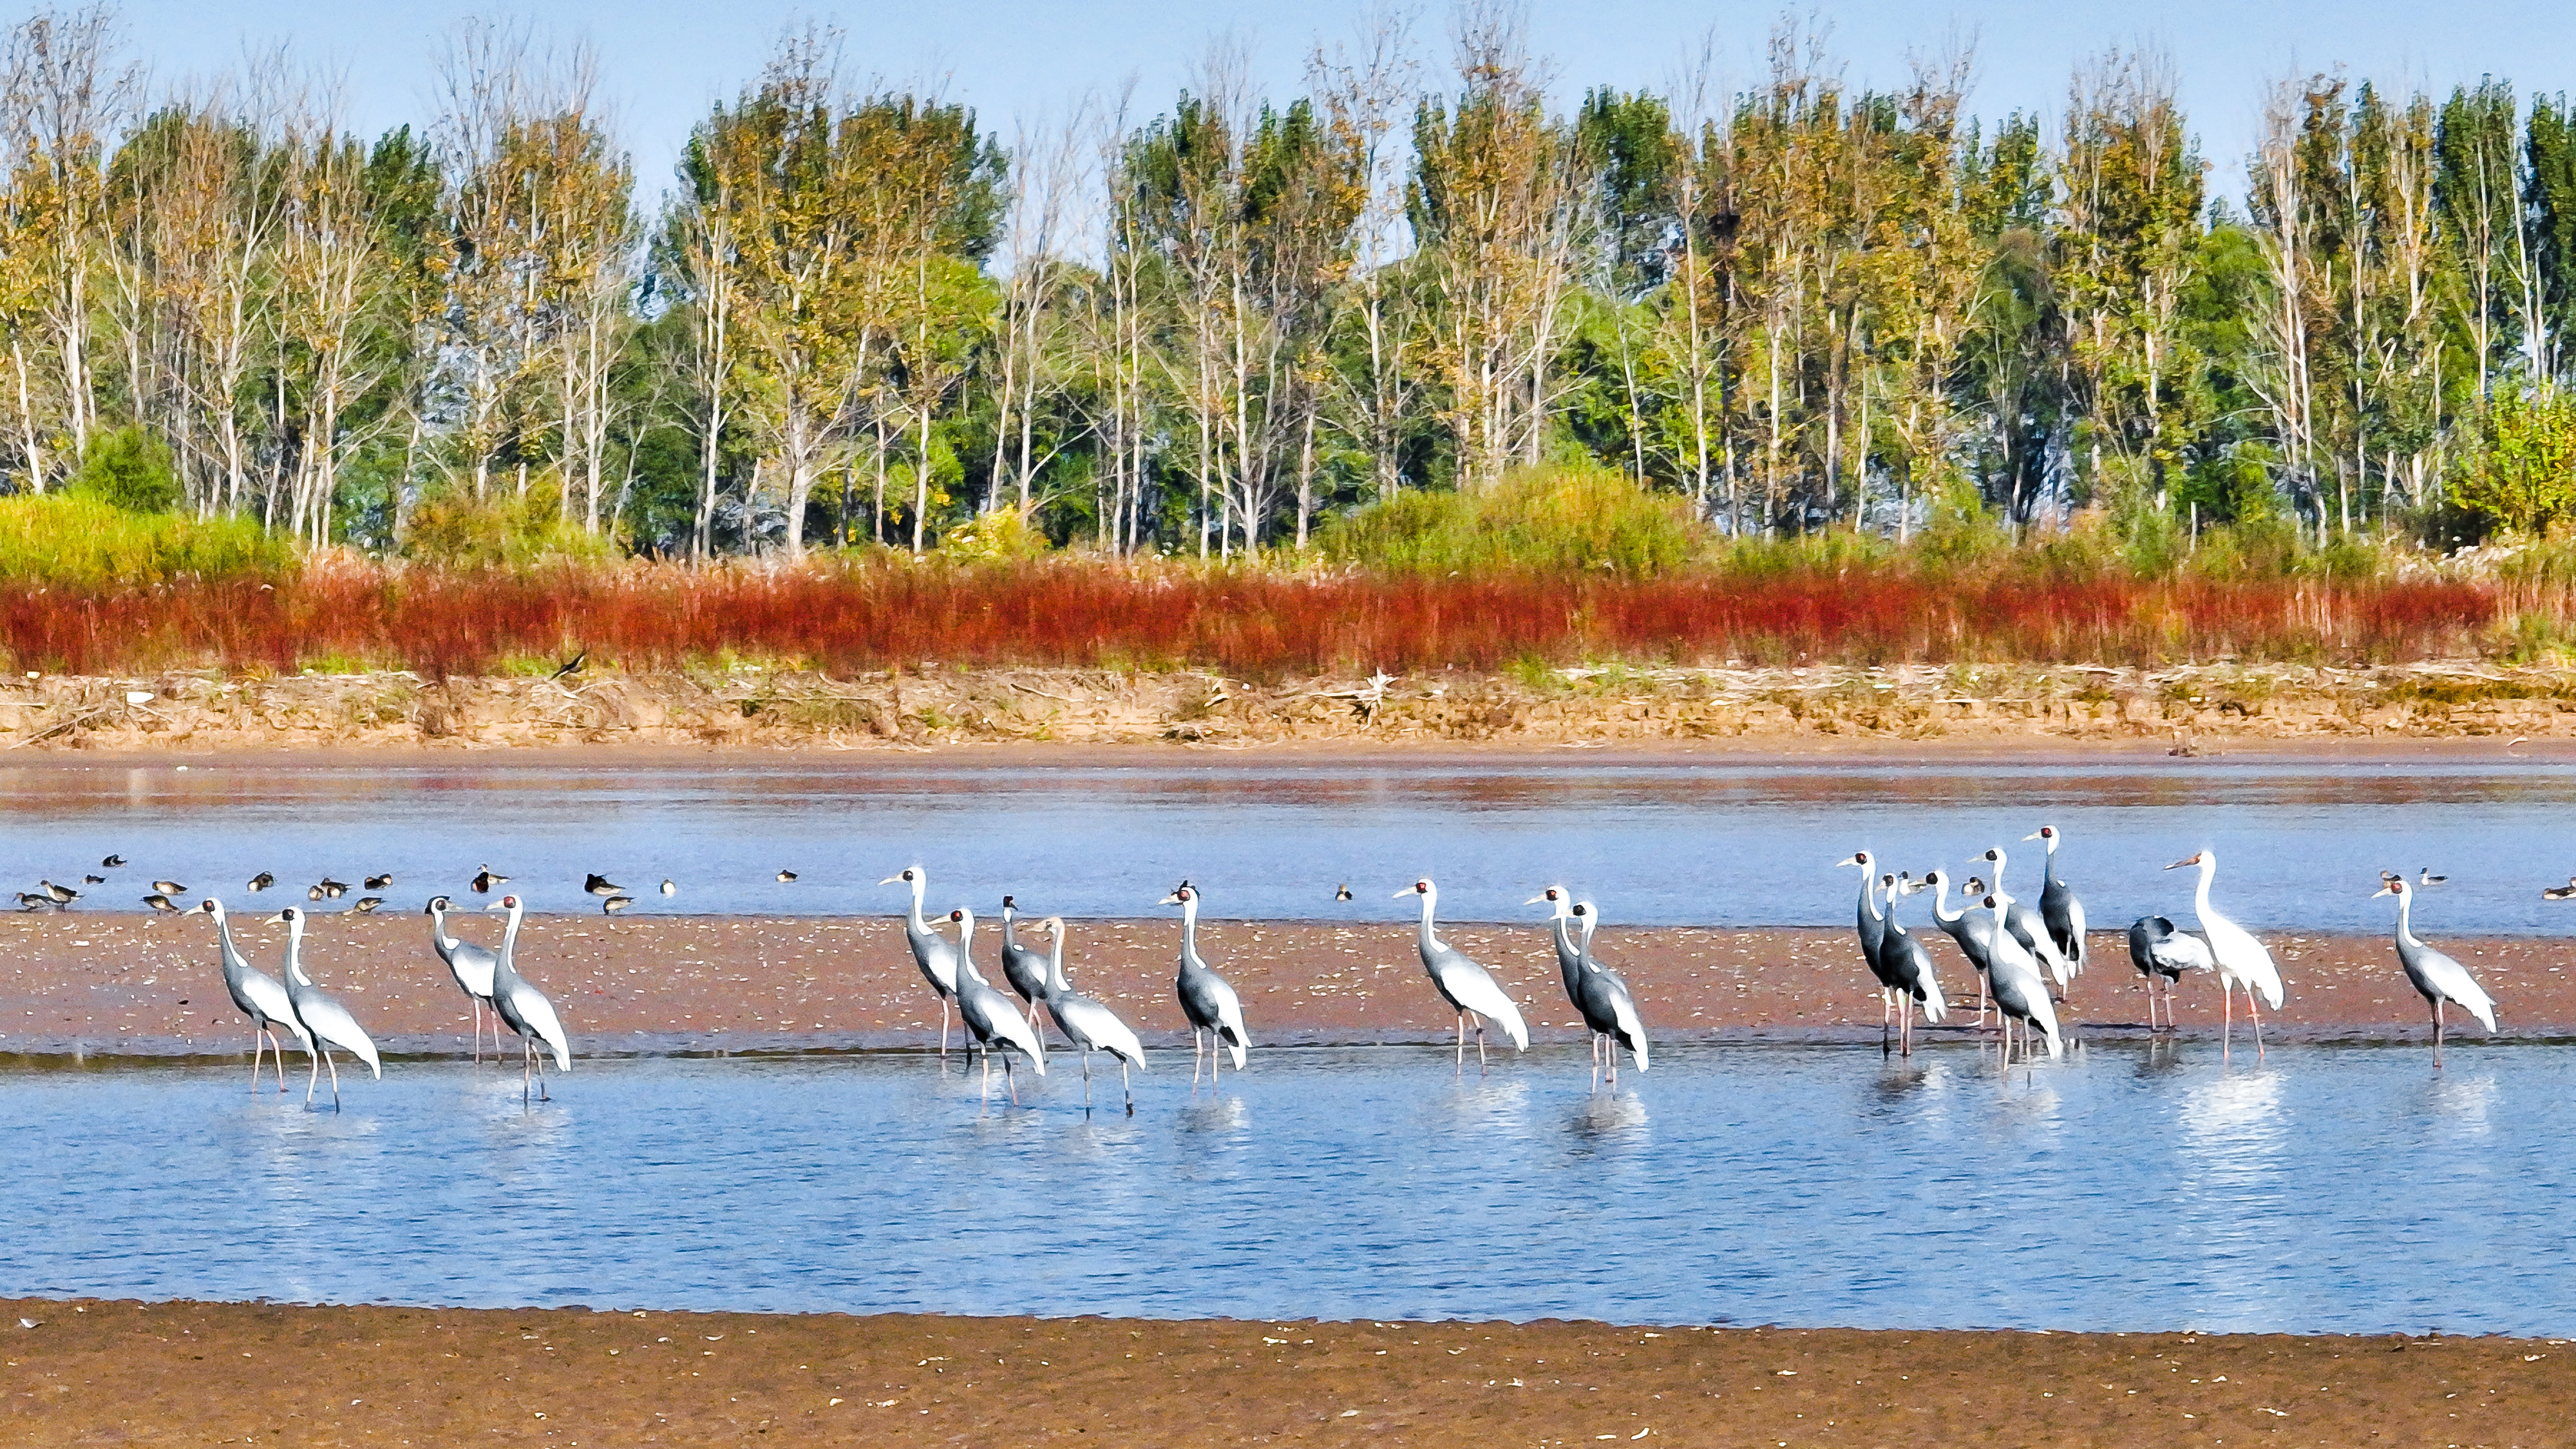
[1852,824,2503,1068]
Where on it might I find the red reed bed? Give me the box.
[0,562,2518,677]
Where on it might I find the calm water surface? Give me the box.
[1,1043,2565,1334]
[4,754,2576,933]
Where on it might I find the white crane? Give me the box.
[202,897,310,1094]
[1037,916,1147,1111]
[482,895,573,1103]
[272,905,381,1109]
[1571,902,1649,1081]
[881,866,960,1057]
[2164,849,2284,1059]
[2374,874,2497,1066]
[1398,878,1528,1069]
[1880,878,1947,1056]
[2026,824,2088,978]
[1159,882,1249,1084]
[1982,846,2072,990]
[425,895,501,1062]
[948,905,1046,1106]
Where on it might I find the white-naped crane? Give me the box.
[996,895,1055,1034]
[1919,869,2000,1027]
[272,905,381,1109]
[880,866,961,1057]
[202,896,310,1094]
[426,895,502,1061]
[1570,901,1649,1082]
[2164,849,2284,1059]
[1981,893,2063,1063]
[1036,916,1146,1112]
[2025,825,2088,979]
[2126,915,2213,1031]
[1398,878,1527,1070]
[947,905,1045,1107]
[2374,873,2497,1067]
[1160,882,1249,1084]
[1879,877,1947,1056]
[1982,846,2072,992]
[481,895,573,1103]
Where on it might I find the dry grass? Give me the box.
[0,556,2530,679]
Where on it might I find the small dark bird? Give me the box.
[82,874,104,884]
[2546,877,2576,901]
[100,855,124,869]
[142,894,180,913]
[584,873,625,897]
[246,872,274,893]
[660,879,676,896]
[471,865,506,893]
[1334,883,1353,902]
[350,896,384,914]
[307,884,325,901]
[775,869,797,883]
[551,649,588,680]
[15,893,54,912]
[317,878,348,899]
[152,880,185,896]
[601,895,634,914]
[39,880,77,904]
[364,873,393,891]
[2418,867,2448,887]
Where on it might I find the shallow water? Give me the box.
[2,1043,2566,1334]
[5,754,2576,933]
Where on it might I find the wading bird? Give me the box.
[364,874,393,891]
[2545,878,2576,902]
[82,874,102,884]
[1570,901,1649,1082]
[202,897,309,1094]
[350,897,383,914]
[153,879,186,896]
[426,895,502,1062]
[2374,875,2497,1066]
[246,871,273,893]
[1836,851,1888,990]
[1532,887,1608,1074]
[1160,882,1248,1084]
[601,895,633,914]
[2026,826,2088,978]
[1982,848,2071,990]
[39,880,77,904]
[143,894,180,913]
[947,906,1044,1106]
[316,878,348,900]
[470,865,506,894]
[2164,849,2284,1059]
[997,896,1054,1029]
[1982,893,2063,1063]
[775,870,797,883]
[1399,878,1528,1070]
[1879,879,1947,1056]
[273,906,380,1109]
[483,895,573,1103]
[583,874,624,897]
[882,866,960,1056]
[2417,868,2447,888]
[100,855,124,869]
[2126,916,2213,1031]
[1037,916,1146,1111]
[1334,883,1354,902]
[660,879,676,896]
[1920,869,2001,1027]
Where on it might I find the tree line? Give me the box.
[10,2,2576,564]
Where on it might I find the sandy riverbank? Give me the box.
[2,912,2566,1061]
[12,658,2576,752]
[2,1297,2562,1446]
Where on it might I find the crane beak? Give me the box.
[2163,855,2199,871]
[1156,891,1182,905]
[2021,831,2043,842]
[2372,882,2400,898]
[1834,856,1860,869]
[878,875,903,886]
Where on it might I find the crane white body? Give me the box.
[949,906,1046,1106]
[1401,878,1528,1068]
[1162,884,1249,1081]
[2378,876,2497,1065]
[1037,916,1146,1110]
[204,897,310,1094]
[1981,893,2063,1062]
[274,906,381,1109]
[2168,849,2283,1057]
[426,895,502,1062]
[1572,904,1649,1078]
[484,896,573,1102]
[882,867,961,1056]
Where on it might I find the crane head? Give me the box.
[272,905,302,925]
[1835,851,1870,869]
[483,894,521,913]
[2163,851,2207,871]
[2024,825,2058,844]
[1158,882,1193,906]
[1394,878,1431,898]
[879,867,920,887]
[424,895,450,914]
[1526,886,1563,906]
[197,898,218,916]
[2373,876,2405,899]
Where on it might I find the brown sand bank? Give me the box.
[4,912,2568,1060]
[16,658,2576,752]
[2,1297,2565,1446]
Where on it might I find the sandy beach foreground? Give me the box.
[0,910,2570,1059]
[1,1297,2563,1446]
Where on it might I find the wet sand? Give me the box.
[3,910,2569,1060]
[2,1297,2565,1446]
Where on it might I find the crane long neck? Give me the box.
[1857,866,1881,923]
[907,877,931,933]
[429,905,458,957]
[1046,930,1068,996]
[1577,912,1598,960]
[1929,876,1960,925]
[2194,858,2217,920]
[498,906,522,972]
[212,911,243,974]
[2394,888,2418,949]
[1416,889,1441,954]
[1179,896,1200,962]
[283,922,308,987]
[956,914,982,983]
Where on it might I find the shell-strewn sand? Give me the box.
[3,1298,2565,1446]
[3,910,2566,1059]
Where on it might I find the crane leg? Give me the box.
[250,1030,266,1094]
[1473,1013,1490,1070]
[2222,982,2233,1059]
[2248,988,2264,1059]
[980,1050,992,1107]
[1191,1029,1204,1088]
[1455,1013,1466,1071]
[1005,1054,1020,1108]
[325,1050,341,1111]
[941,1000,952,1061]
[1977,976,1989,1028]
[2434,1000,2445,1068]
[1122,1059,1133,1115]
[1082,1048,1093,1107]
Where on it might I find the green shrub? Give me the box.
[940,508,1053,562]
[1318,464,1705,576]
[404,482,620,568]
[0,494,291,588]
[2456,386,2576,536]
[66,425,181,513]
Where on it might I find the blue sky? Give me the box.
[113,0,2576,196]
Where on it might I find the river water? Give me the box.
[0,1042,2561,1334]
[0,753,2571,933]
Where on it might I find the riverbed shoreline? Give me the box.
[12,658,2576,753]
[3,1296,2562,1445]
